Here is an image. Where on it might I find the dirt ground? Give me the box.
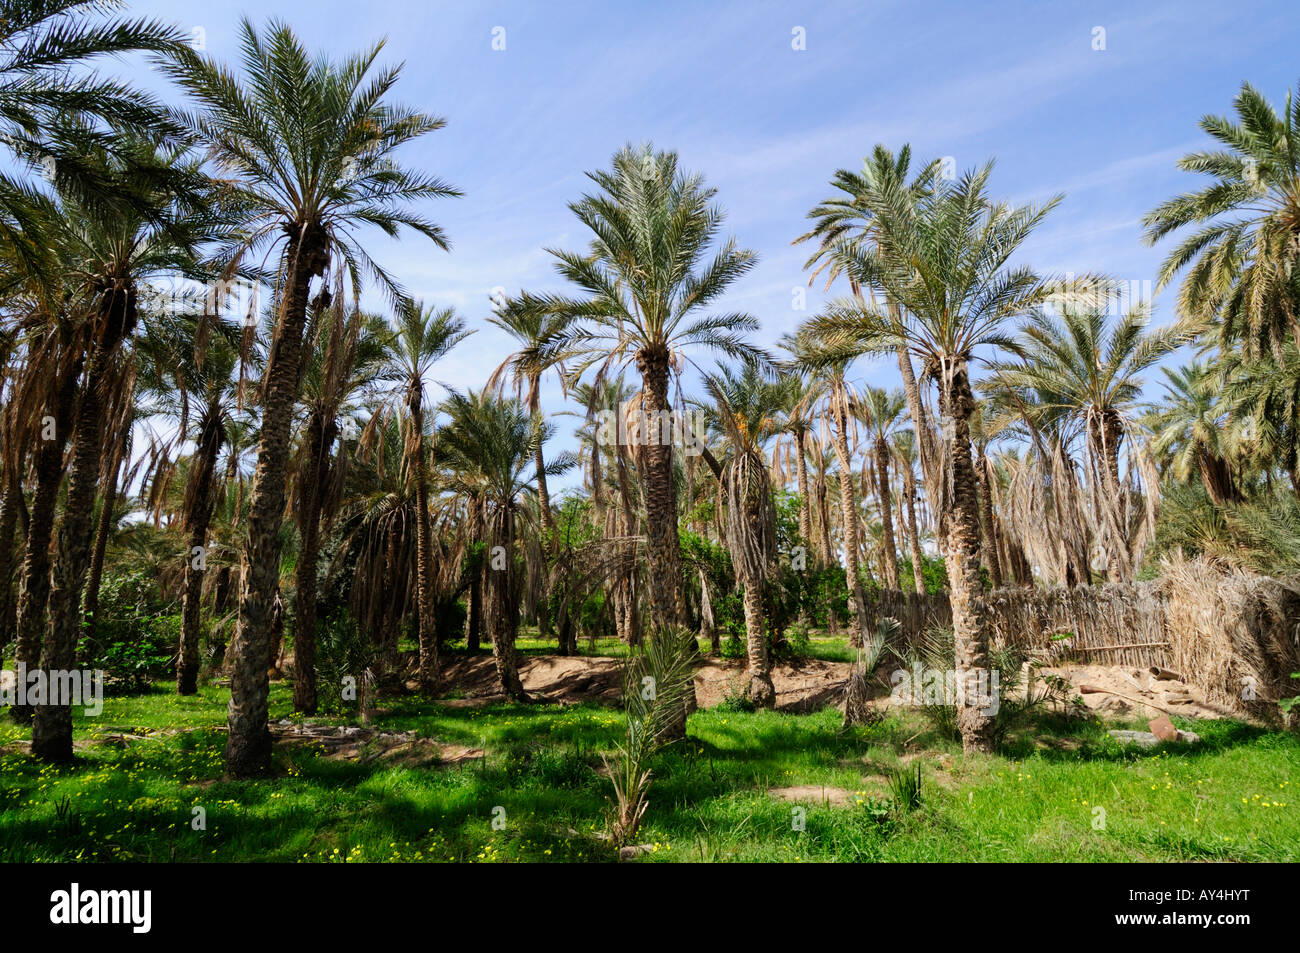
[1023,662,1235,720]
[431,653,1234,721]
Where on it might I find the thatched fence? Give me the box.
[862,557,1300,721]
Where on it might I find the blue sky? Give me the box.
[118,0,1298,485]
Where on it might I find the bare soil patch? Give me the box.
[433,654,624,706]
[767,784,857,807]
[693,658,854,712]
[272,723,483,768]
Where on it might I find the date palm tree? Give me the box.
[772,364,824,581]
[1143,80,1300,357]
[487,295,579,542]
[539,144,762,632]
[436,390,574,700]
[135,313,242,695]
[784,331,871,644]
[808,162,1062,753]
[164,20,460,776]
[699,361,783,707]
[291,307,389,712]
[1146,362,1244,505]
[30,135,214,761]
[374,300,469,695]
[854,386,908,590]
[797,144,943,508]
[990,303,1178,581]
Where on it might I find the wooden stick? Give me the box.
[1074,642,1170,652]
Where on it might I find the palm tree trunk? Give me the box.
[11,364,78,724]
[177,411,222,695]
[82,427,127,658]
[34,319,124,762]
[292,412,334,712]
[697,567,717,654]
[635,344,695,738]
[794,432,813,554]
[0,453,24,653]
[793,431,814,628]
[901,462,927,596]
[875,436,900,589]
[467,496,482,653]
[741,573,773,707]
[635,345,685,628]
[830,380,870,646]
[939,360,994,755]
[486,505,526,700]
[408,392,439,695]
[975,450,1003,590]
[226,225,329,778]
[813,465,840,638]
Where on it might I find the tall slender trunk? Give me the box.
[794,431,813,553]
[901,461,927,596]
[467,496,482,653]
[975,449,1003,590]
[177,408,223,695]
[741,573,773,707]
[793,430,814,628]
[34,282,134,762]
[830,380,870,646]
[82,426,127,658]
[0,450,24,652]
[226,224,328,778]
[485,505,525,699]
[697,567,717,655]
[635,345,684,628]
[874,435,900,589]
[813,464,840,638]
[533,398,553,540]
[408,389,438,695]
[11,360,79,724]
[635,344,694,738]
[293,412,334,712]
[939,360,994,755]
[885,297,941,529]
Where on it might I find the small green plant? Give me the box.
[716,683,757,713]
[314,611,374,716]
[53,795,81,835]
[889,762,923,814]
[859,794,893,825]
[1280,673,1300,726]
[604,627,697,851]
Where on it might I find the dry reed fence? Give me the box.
[862,556,1300,721]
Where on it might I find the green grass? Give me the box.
[0,681,1295,862]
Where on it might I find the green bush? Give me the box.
[80,569,178,693]
[314,611,373,715]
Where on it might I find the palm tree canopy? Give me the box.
[987,303,1181,446]
[527,143,766,382]
[804,162,1065,373]
[436,389,575,505]
[163,17,461,301]
[1142,81,1300,355]
[795,142,941,290]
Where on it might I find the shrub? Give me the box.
[314,611,374,715]
[79,570,178,692]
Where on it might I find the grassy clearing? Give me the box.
[0,679,1294,863]
[508,630,858,664]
